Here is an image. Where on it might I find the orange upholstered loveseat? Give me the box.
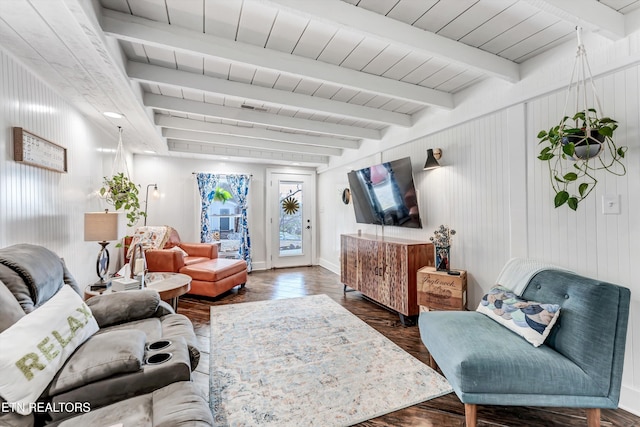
[125,226,247,299]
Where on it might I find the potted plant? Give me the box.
[99,172,145,227]
[536,108,627,210]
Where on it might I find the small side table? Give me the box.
[84,272,191,311]
[417,266,467,311]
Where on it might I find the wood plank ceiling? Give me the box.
[2,0,640,166]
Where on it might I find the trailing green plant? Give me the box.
[99,172,145,226]
[213,187,232,204]
[537,108,627,211]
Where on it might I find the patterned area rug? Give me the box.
[209,294,452,426]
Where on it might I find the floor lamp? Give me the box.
[144,184,160,226]
[84,210,121,287]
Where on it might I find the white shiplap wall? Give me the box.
[526,73,640,283]
[319,109,514,306]
[383,112,514,306]
[317,153,379,273]
[318,66,640,415]
[0,48,119,285]
[527,67,640,410]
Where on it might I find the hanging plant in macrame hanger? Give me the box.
[99,127,145,226]
[536,27,627,211]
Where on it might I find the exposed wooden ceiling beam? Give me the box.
[156,115,360,150]
[167,140,329,164]
[162,128,343,156]
[264,0,520,83]
[128,61,412,127]
[523,0,625,40]
[0,0,164,153]
[102,9,454,109]
[626,7,640,36]
[144,94,382,140]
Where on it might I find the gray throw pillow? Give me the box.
[0,280,25,333]
[86,289,161,327]
[48,329,146,396]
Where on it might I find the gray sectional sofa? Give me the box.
[0,244,213,426]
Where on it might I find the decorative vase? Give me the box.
[435,246,450,271]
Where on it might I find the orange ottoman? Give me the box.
[179,258,247,298]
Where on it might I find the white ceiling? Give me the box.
[2,0,640,166]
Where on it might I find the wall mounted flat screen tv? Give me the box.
[347,157,422,228]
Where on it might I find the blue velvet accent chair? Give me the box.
[419,269,630,427]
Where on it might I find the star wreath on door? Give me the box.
[282,196,300,215]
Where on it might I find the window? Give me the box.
[196,172,252,270]
[206,180,242,258]
[279,181,303,256]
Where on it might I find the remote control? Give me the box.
[447,270,461,276]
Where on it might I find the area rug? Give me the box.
[209,294,452,426]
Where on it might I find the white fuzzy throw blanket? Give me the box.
[496,258,571,295]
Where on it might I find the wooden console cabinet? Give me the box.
[340,234,434,322]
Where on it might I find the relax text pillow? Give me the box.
[0,286,99,414]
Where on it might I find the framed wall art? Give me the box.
[13,127,67,173]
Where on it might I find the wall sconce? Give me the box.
[144,184,160,226]
[423,148,442,170]
[84,210,122,287]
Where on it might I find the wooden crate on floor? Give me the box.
[417,266,467,311]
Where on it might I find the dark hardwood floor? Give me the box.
[178,266,639,427]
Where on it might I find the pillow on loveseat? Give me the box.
[477,285,560,347]
[126,226,172,259]
[0,286,99,414]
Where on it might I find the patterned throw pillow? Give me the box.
[126,226,171,259]
[168,245,189,257]
[476,285,561,347]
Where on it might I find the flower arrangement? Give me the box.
[430,225,456,248]
[430,225,456,271]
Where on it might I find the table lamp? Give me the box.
[84,210,121,287]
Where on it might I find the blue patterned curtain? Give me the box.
[196,173,219,243]
[227,174,252,272]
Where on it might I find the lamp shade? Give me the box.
[423,149,441,170]
[84,212,121,242]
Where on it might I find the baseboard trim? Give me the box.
[249,261,266,271]
[619,384,640,417]
[318,258,340,275]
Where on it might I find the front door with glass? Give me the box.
[267,171,315,268]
